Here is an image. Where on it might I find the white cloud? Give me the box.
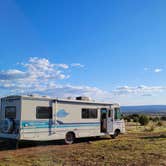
[35,84,112,101]
[154,68,163,73]
[144,67,149,71]
[141,94,153,97]
[113,85,166,96]
[71,63,84,68]
[0,69,26,80]
[55,64,69,69]
[144,67,163,73]
[1,57,166,105]
[0,57,70,94]
[0,57,111,102]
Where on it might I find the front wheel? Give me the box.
[65,132,75,144]
[111,130,120,139]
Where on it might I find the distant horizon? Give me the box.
[121,104,166,107]
[121,105,166,114]
[2,93,166,108]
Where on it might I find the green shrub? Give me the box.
[131,114,140,118]
[144,124,155,132]
[124,116,131,122]
[161,116,166,121]
[139,115,149,126]
[153,117,160,122]
[157,121,163,127]
[133,117,139,123]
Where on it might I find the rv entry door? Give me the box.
[107,109,113,133]
[100,108,107,133]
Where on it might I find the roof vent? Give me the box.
[66,97,73,100]
[76,96,91,101]
[42,95,50,98]
[28,94,40,97]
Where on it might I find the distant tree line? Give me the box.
[123,114,166,126]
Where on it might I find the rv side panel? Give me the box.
[55,101,109,138]
[20,98,53,140]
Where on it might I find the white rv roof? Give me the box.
[2,95,119,106]
[56,98,119,106]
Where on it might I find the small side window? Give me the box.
[36,107,52,119]
[82,109,88,119]
[82,109,98,119]
[5,106,16,119]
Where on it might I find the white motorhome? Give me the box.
[0,95,125,145]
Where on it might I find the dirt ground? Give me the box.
[0,123,166,166]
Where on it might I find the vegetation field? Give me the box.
[0,122,166,166]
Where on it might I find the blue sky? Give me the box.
[0,0,166,105]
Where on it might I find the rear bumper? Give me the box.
[0,133,20,140]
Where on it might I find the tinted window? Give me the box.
[114,108,122,120]
[36,107,52,119]
[108,109,113,118]
[5,106,16,119]
[82,109,98,119]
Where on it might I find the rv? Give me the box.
[0,95,125,145]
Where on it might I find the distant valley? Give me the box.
[121,105,166,115]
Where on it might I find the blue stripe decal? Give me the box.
[22,121,100,129]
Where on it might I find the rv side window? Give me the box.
[82,109,98,119]
[5,106,16,119]
[36,107,52,119]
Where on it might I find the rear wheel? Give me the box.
[65,132,75,144]
[15,140,20,149]
[2,118,14,133]
[111,129,120,139]
[9,140,20,149]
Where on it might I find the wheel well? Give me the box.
[114,129,120,134]
[66,131,76,138]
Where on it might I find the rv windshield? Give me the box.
[5,106,16,119]
[114,108,122,120]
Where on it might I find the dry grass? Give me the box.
[0,121,166,166]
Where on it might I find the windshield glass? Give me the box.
[114,108,122,120]
[5,106,16,119]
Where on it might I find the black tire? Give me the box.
[95,136,100,139]
[65,132,75,144]
[111,130,120,139]
[9,140,19,149]
[15,140,20,149]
